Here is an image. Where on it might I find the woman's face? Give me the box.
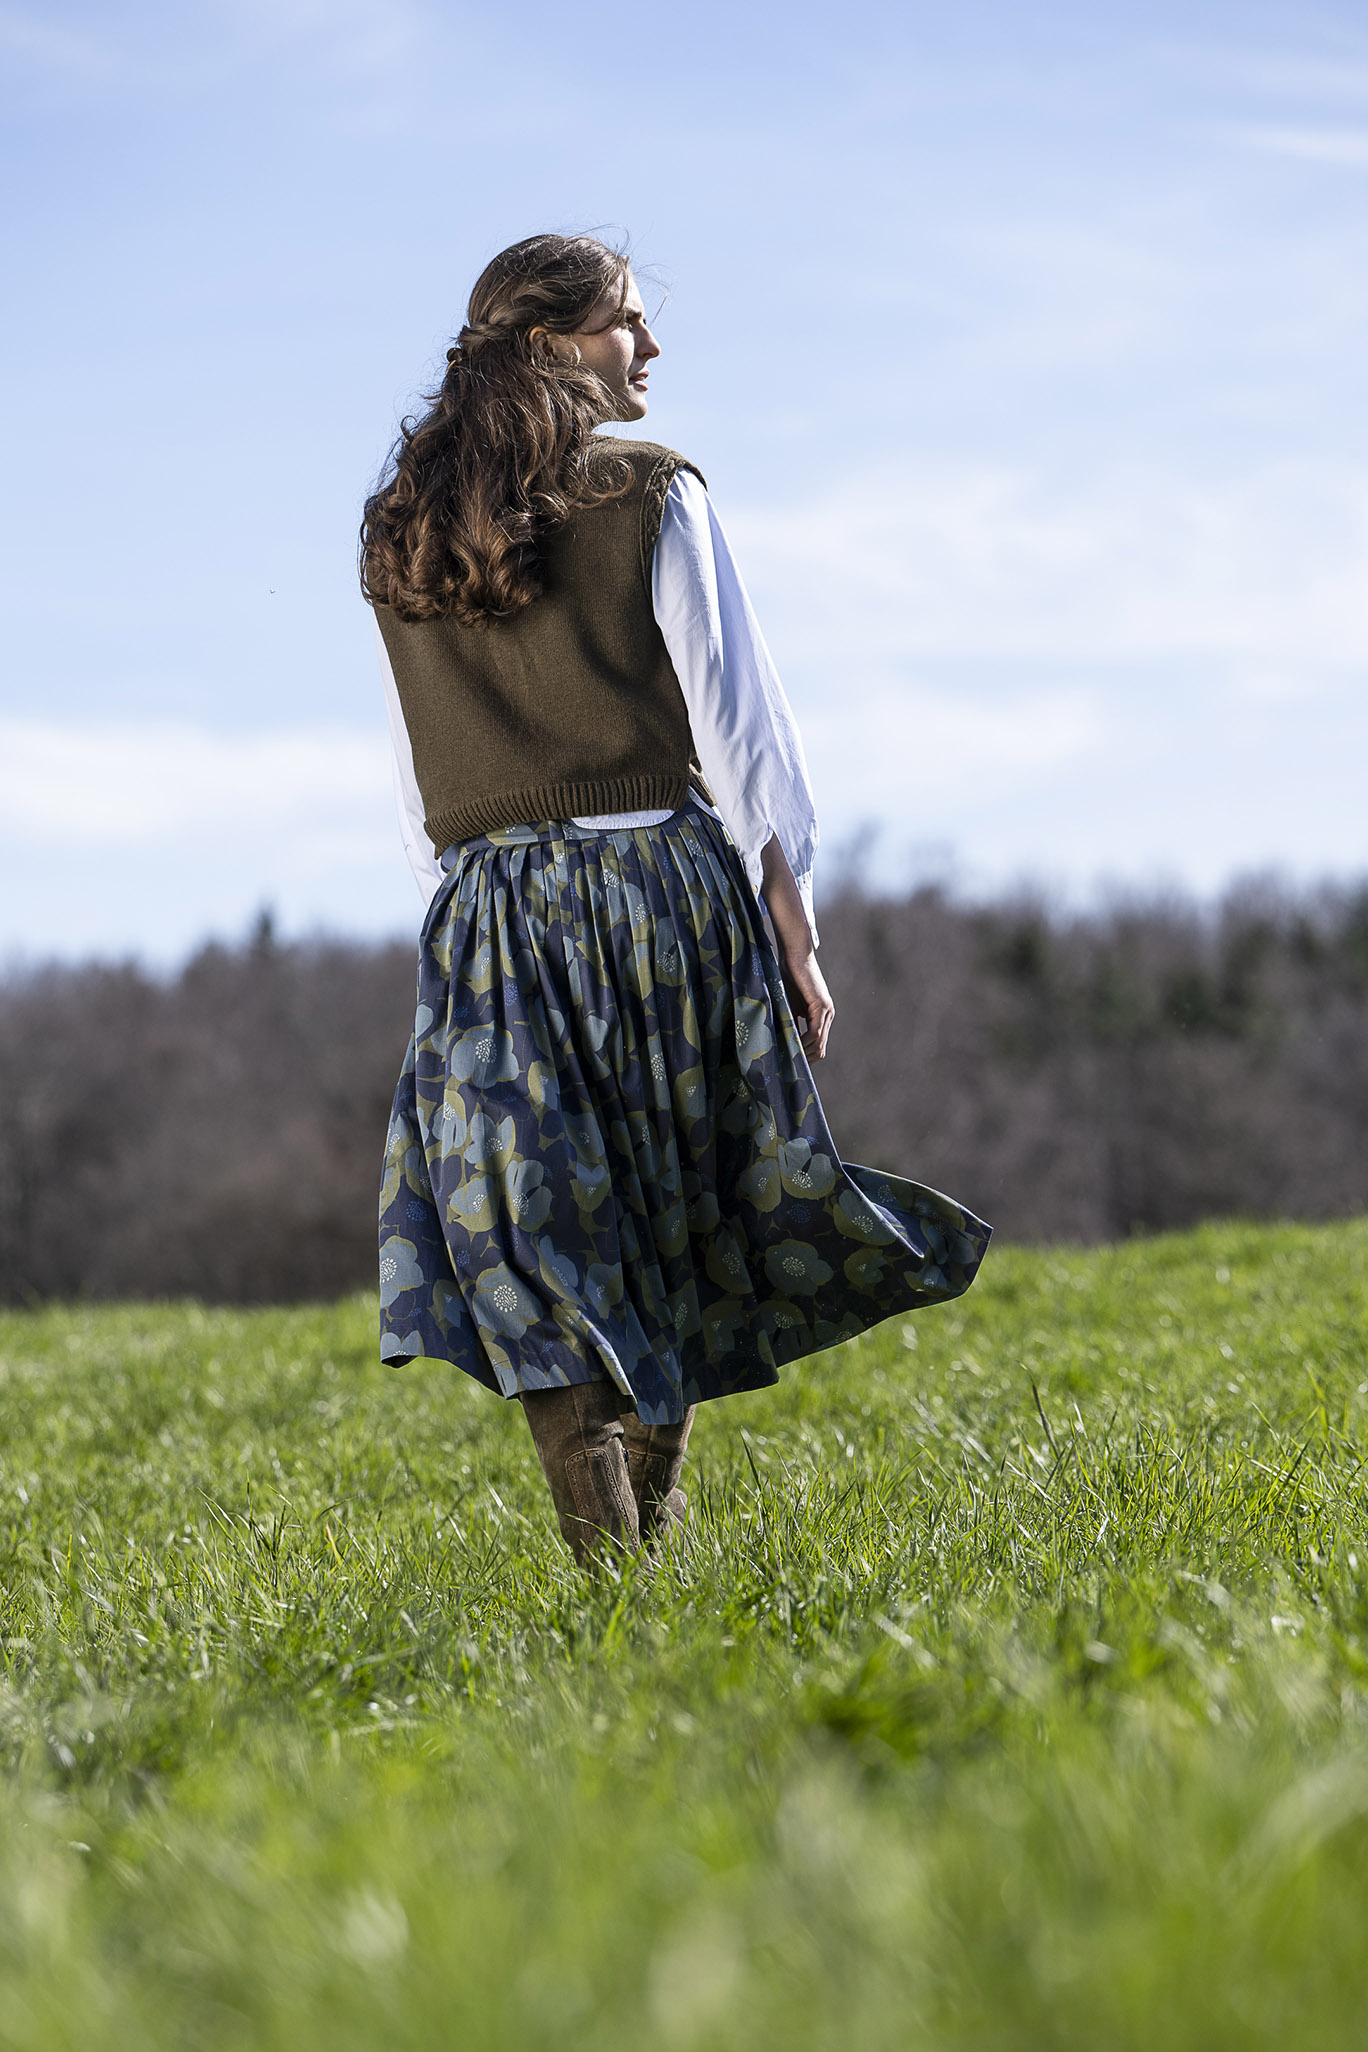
[564,272,660,420]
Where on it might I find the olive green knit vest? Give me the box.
[374,439,705,851]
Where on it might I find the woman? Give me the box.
[361,233,989,1570]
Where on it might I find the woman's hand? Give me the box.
[781,945,835,1062]
[759,834,835,1061]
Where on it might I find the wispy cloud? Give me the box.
[800,684,1106,827]
[214,0,424,79]
[0,0,422,105]
[727,449,1368,885]
[1233,124,1368,167]
[731,457,1368,673]
[1210,49,1368,106]
[0,721,390,851]
[0,4,112,75]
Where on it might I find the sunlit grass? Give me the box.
[3,1219,1368,2046]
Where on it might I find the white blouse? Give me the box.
[377,469,819,941]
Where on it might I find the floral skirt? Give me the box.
[378,801,990,1425]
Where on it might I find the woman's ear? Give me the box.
[528,326,578,367]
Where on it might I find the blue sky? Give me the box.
[2,0,1366,961]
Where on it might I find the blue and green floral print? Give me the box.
[379,803,990,1425]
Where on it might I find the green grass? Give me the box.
[2,1220,1368,2047]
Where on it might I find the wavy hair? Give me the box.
[359,234,635,625]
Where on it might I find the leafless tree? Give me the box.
[2,877,1366,1303]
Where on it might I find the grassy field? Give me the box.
[2,1221,1368,2048]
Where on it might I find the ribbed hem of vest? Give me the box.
[426,774,692,849]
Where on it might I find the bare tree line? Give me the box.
[3,878,1367,1305]
[817,876,1368,1244]
[0,918,412,1304]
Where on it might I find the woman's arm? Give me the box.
[760,833,835,1061]
[652,471,820,944]
[652,472,832,1057]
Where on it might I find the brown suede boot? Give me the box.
[519,1382,640,1569]
[621,1406,696,1549]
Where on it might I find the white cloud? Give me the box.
[799,683,1106,829]
[217,0,423,78]
[0,0,422,105]
[1234,125,1368,167]
[0,5,110,73]
[0,720,391,849]
[730,457,1368,672]
[1216,53,1368,106]
[722,450,1368,892]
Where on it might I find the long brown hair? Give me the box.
[359,234,635,625]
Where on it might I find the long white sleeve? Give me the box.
[376,618,445,904]
[652,469,820,943]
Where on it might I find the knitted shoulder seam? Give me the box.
[638,448,707,592]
